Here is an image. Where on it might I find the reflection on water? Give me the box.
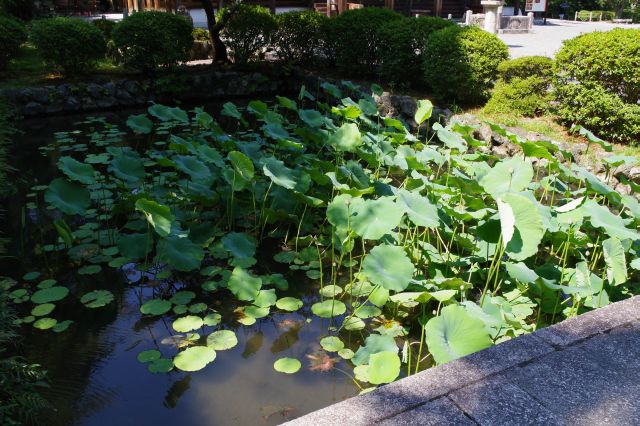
[8,106,359,426]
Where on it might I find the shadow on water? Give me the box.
[5,104,360,426]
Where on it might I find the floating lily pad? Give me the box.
[33,317,57,330]
[137,349,161,363]
[362,245,414,292]
[206,330,238,350]
[311,300,346,318]
[23,271,41,281]
[368,351,400,384]
[203,312,222,326]
[31,286,69,304]
[140,299,172,316]
[148,358,174,373]
[275,297,303,312]
[274,357,301,374]
[80,290,114,308]
[320,336,344,352]
[78,265,102,275]
[174,346,216,372]
[169,291,196,305]
[52,320,73,333]
[31,303,55,317]
[338,348,355,359]
[189,303,208,314]
[172,315,204,333]
[319,285,342,298]
[37,279,57,289]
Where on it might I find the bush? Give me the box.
[330,7,402,76]
[112,11,193,72]
[192,27,210,42]
[30,17,106,75]
[377,16,454,86]
[554,29,640,144]
[484,76,551,116]
[497,56,553,82]
[221,5,277,64]
[0,14,26,70]
[423,25,509,105]
[273,11,328,65]
[92,18,117,40]
[622,8,640,23]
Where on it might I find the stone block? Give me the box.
[378,398,474,426]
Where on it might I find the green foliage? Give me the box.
[30,17,106,75]
[221,5,277,64]
[192,27,210,42]
[377,16,455,86]
[554,28,640,144]
[423,25,509,105]
[273,11,328,65]
[497,56,553,83]
[330,7,403,76]
[484,76,551,117]
[112,11,193,72]
[0,14,26,70]
[92,18,117,40]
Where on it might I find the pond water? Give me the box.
[4,108,360,426]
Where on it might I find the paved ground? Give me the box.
[286,296,640,425]
[499,19,640,58]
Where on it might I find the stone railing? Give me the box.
[465,7,534,33]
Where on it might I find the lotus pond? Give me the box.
[3,82,640,425]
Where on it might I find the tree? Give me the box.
[200,0,242,63]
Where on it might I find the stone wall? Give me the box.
[0,69,296,117]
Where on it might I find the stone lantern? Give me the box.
[481,0,503,33]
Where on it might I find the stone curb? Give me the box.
[284,296,640,425]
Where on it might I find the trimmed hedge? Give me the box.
[423,25,509,105]
[497,56,553,82]
[30,17,107,75]
[554,28,640,144]
[221,5,277,64]
[273,11,328,65]
[377,16,454,87]
[92,18,117,40]
[112,11,193,72]
[330,7,402,76]
[484,76,550,116]
[0,14,26,70]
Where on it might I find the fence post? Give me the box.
[527,11,534,29]
[574,11,577,20]
[465,9,473,25]
[589,11,592,21]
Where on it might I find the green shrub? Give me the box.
[484,76,551,117]
[30,17,106,75]
[112,11,193,72]
[0,14,26,70]
[331,7,402,76]
[554,28,640,144]
[92,18,117,40]
[377,16,454,86]
[423,25,508,105]
[273,11,328,65]
[622,8,640,23]
[497,56,553,82]
[221,5,277,64]
[192,27,210,42]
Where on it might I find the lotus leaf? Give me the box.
[148,358,174,373]
[58,156,96,184]
[80,290,114,308]
[33,317,57,330]
[329,123,361,152]
[126,114,153,134]
[320,336,344,352]
[156,236,204,272]
[351,197,404,240]
[173,315,204,333]
[45,178,90,215]
[140,299,172,316]
[311,299,346,318]
[275,297,303,312]
[206,330,238,350]
[137,349,161,363]
[274,357,301,374]
[368,351,400,384]
[174,346,216,372]
[135,199,174,238]
[352,334,398,366]
[362,245,414,292]
[31,303,55,317]
[31,286,69,304]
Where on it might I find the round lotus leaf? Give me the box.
[238,316,256,326]
[156,236,204,272]
[338,348,355,360]
[353,365,370,383]
[148,358,174,373]
[425,305,492,365]
[31,286,69,304]
[78,265,102,275]
[244,305,269,319]
[10,289,27,298]
[320,336,344,352]
[275,297,303,312]
[319,285,342,298]
[126,114,153,134]
[189,303,208,314]
[109,257,130,268]
[172,315,204,333]
[355,305,382,319]
[203,312,222,326]
[368,351,400,384]
[253,289,277,308]
[173,305,188,315]
[311,299,346,318]
[351,197,404,240]
[23,271,41,281]
[58,156,96,184]
[206,330,238,350]
[274,357,301,374]
[174,346,216,372]
[80,290,114,308]
[52,320,73,333]
[343,316,366,331]
[31,303,55,317]
[45,178,90,215]
[227,267,262,302]
[169,291,196,305]
[22,315,35,324]
[137,349,161,363]
[362,245,414,292]
[140,299,172,316]
[135,199,174,238]
[37,279,57,289]
[33,317,57,330]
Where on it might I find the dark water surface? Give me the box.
[6,106,359,426]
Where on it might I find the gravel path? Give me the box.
[499,18,640,58]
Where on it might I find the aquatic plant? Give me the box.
[9,82,640,391]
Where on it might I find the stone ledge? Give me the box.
[285,296,639,425]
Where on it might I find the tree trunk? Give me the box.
[201,0,229,62]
